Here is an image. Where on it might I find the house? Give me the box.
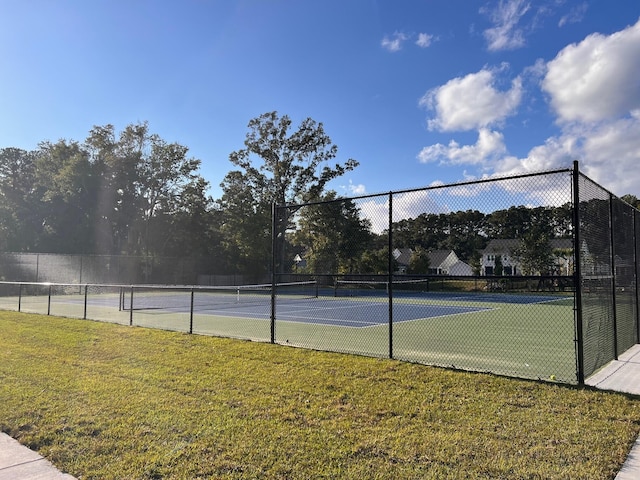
[392,248,413,274]
[427,250,473,276]
[392,248,473,276]
[481,238,573,276]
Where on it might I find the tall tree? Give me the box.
[0,148,41,251]
[85,122,207,256]
[407,247,430,274]
[35,140,97,253]
[292,193,372,274]
[220,112,358,274]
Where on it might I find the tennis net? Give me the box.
[334,278,430,297]
[120,281,318,312]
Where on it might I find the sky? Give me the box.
[1,0,640,202]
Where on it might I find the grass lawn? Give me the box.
[0,311,639,479]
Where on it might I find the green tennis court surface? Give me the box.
[1,287,577,383]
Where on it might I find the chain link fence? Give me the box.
[274,168,578,382]
[0,253,263,286]
[0,163,638,385]
[273,162,639,384]
[576,173,639,379]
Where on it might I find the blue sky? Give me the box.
[2,0,640,201]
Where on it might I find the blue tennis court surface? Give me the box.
[273,300,490,327]
[54,289,566,328]
[336,289,567,305]
[132,297,493,328]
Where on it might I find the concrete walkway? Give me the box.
[0,433,76,480]
[1,345,639,479]
[586,343,640,480]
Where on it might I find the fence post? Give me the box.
[189,288,194,334]
[572,160,585,384]
[83,284,88,320]
[129,286,134,326]
[609,194,619,359]
[388,192,394,360]
[636,211,640,343]
[270,202,277,344]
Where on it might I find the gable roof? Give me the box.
[428,250,456,266]
[393,248,413,266]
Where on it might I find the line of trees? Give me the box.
[287,203,575,277]
[0,113,358,277]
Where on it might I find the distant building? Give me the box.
[481,238,573,276]
[393,248,473,276]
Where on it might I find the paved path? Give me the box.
[586,344,640,480]
[0,433,76,480]
[1,344,639,479]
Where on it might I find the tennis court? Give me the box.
[0,280,577,383]
[84,282,567,328]
[120,295,494,327]
[3,281,570,327]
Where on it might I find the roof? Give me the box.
[428,250,456,266]
[393,248,413,266]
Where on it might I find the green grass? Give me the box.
[0,312,639,479]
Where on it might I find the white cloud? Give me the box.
[487,114,640,197]
[415,16,640,199]
[580,117,640,193]
[416,33,434,48]
[420,66,523,131]
[417,128,507,166]
[542,18,640,123]
[347,180,366,195]
[558,3,588,27]
[381,32,408,52]
[492,135,577,177]
[482,0,531,51]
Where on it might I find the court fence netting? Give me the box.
[0,161,638,385]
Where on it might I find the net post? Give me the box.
[18,283,22,312]
[572,160,585,385]
[47,284,51,316]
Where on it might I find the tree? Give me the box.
[0,148,41,251]
[513,232,555,275]
[493,254,504,276]
[35,140,97,253]
[621,194,640,209]
[407,247,430,274]
[292,193,372,274]
[441,210,488,261]
[85,122,207,256]
[220,112,358,274]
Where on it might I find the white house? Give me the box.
[393,248,473,276]
[481,238,573,276]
